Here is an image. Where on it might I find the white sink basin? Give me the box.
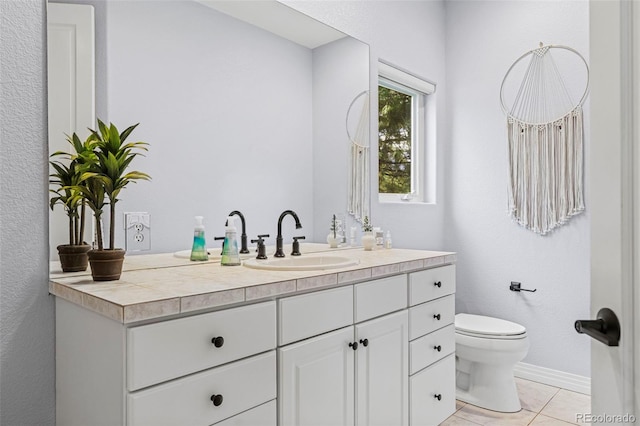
[243,255,359,271]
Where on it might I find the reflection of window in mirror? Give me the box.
[377,61,435,204]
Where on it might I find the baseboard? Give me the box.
[514,362,591,395]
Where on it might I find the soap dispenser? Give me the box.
[190,216,209,261]
[221,216,241,266]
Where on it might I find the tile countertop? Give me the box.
[49,243,456,324]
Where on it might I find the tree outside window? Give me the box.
[378,84,412,194]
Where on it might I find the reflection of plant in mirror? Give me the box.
[362,216,373,233]
[330,214,337,238]
[49,133,94,245]
[77,119,151,250]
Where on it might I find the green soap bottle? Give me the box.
[221,216,241,266]
[190,216,209,261]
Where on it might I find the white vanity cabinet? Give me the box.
[54,255,456,426]
[408,264,456,426]
[278,275,409,426]
[55,298,278,426]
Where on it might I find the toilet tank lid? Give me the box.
[455,313,526,336]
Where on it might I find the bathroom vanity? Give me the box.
[50,245,456,425]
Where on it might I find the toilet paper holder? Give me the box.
[509,281,537,292]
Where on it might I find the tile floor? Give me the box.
[442,378,591,426]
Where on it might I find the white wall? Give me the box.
[312,36,369,241]
[286,0,448,250]
[445,0,591,376]
[0,0,55,424]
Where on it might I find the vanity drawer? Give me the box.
[410,324,455,374]
[127,351,276,426]
[410,354,455,426]
[214,400,276,426]
[127,301,276,391]
[409,265,455,306]
[409,294,455,340]
[354,275,407,323]
[279,286,353,345]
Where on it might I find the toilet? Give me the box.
[455,313,529,413]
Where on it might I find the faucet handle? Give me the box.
[291,236,305,256]
[251,234,269,259]
[214,236,225,255]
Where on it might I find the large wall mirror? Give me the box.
[47,0,370,259]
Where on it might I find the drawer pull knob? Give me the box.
[359,338,369,347]
[434,345,442,352]
[349,341,359,350]
[211,336,225,348]
[433,314,441,320]
[434,281,442,288]
[210,394,224,406]
[434,394,442,401]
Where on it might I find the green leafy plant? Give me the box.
[49,133,95,246]
[330,214,337,238]
[78,119,151,250]
[362,216,373,233]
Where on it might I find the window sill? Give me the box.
[378,197,435,206]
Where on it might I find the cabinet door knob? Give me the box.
[434,345,442,352]
[210,394,224,406]
[434,394,442,401]
[433,314,441,320]
[349,341,358,350]
[434,281,442,288]
[211,336,225,348]
[359,338,369,347]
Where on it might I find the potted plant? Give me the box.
[78,119,151,281]
[49,133,93,272]
[327,214,341,248]
[361,216,375,251]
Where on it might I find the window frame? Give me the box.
[377,62,435,204]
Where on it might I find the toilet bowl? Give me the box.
[455,313,529,413]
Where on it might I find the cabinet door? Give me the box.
[279,327,355,426]
[355,311,409,426]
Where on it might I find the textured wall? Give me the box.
[0,0,55,424]
[445,0,591,376]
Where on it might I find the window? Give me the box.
[378,61,435,203]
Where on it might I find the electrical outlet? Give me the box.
[124,212,151,252]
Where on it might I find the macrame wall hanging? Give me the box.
[346,90,370,224]
[500,44,589,235]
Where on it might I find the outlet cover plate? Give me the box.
[124,212,150,252]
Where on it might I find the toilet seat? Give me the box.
[455,313,527,340]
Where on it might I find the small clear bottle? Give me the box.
[190,216,209,261]
[385,230,392,249]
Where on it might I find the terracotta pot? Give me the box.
[57,244,91,272]
[88,249,125,281]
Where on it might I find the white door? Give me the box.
[355,311,408,426]
[588,0,639,418]
[47,2,95,257]
[279,327,355,426]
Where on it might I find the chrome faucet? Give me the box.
[274,210,302,257]
[228,210,249,254]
